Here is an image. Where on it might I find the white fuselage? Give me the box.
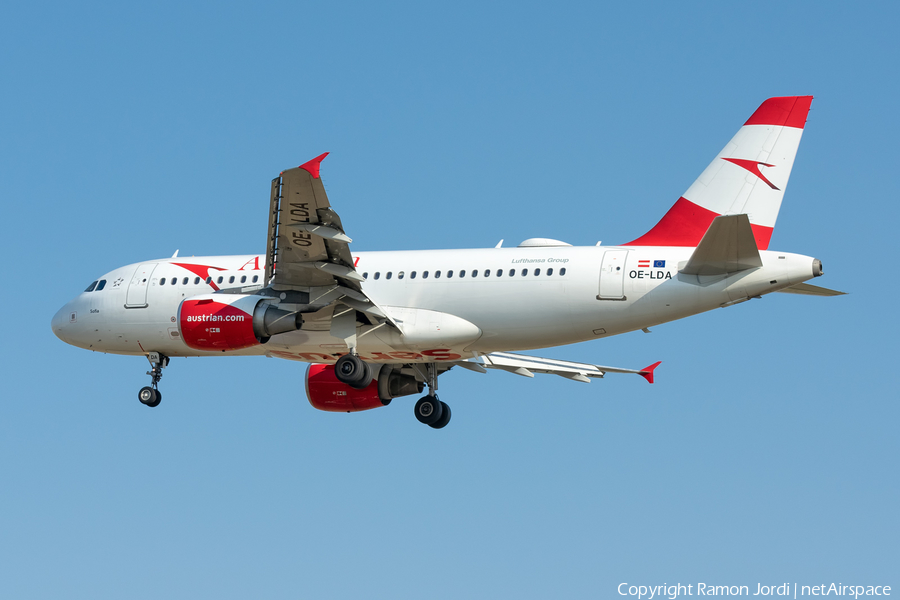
[51,244,819,364]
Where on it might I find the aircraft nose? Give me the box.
[51,302,74,343]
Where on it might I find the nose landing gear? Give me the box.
[138,352,168,408]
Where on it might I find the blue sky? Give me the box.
[1,1,897,598]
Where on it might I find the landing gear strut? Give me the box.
[138,352,168,408]
[414,363,451,429]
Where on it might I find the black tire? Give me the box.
[430,401,451,429]
[334,354,371,389]
[138,386,160,407]
[414,395,443,425]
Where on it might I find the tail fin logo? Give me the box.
[721,158,780,190]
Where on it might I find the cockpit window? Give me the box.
[84,281,98,292]
[96,280,107,291]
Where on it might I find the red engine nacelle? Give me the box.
[179,294,301,351]
[305,363,424,413]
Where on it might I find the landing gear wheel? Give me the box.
[138,386,161,408]
[139,352,168,407]
[334,354,371,389]
[429,401,451,429]
[414,395,443,426]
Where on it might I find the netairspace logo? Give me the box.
[618,582,892,599]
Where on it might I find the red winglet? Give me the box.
[298,152,330,179]
[639,361,662,384]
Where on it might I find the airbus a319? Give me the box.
[52,96,842,429]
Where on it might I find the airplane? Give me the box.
[51,96,843,429]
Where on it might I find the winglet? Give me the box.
[298,152,330,179]
[639,361,661,384]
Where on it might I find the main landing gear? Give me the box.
[333,354,452,429]
[414,363,451,430]
[334,353,371,389]
[138,352,169,408]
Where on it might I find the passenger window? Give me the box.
[398,271,405,279]
[534,268,541,276]
[484,270,490,277]
[96,280,107,291]
[496,269,502,277]
[459,270,466,278]
[386,272,393,280]
[509,269,516,277]
[560,267,566,276]
[410,271,416,279]
[194,277,200,284]
[84,281,98,292]
[435,271,441,278]
[522,269,528,276]
[206,277,212,284]
[374,272,380,280]
[547,268,553,276]
[217,276,224,284]
[447,270,453,278]
[472,270,478,278]
[252,275,258,283]
[160,278,166,286]
[363,272,369,279]
[423,271,429,279]
[240,275,247,283]
[229,276,235,283]
[183,277,189,285]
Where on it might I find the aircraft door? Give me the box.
[125,262,158,308]
[597,250,628,300]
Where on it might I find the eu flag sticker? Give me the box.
[653,260,666,268]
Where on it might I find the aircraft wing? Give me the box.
[265,153,362,289]
[262,154,396,333]
[456,352,661,384]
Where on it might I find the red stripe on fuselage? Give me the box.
[623,197,773,249]
[173,262,224,291]
[743,96,813,129]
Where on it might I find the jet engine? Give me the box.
[305,363,424,412]
[178,294,301,351]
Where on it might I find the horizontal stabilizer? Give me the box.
[775,282,846,296]
[681,214,762,276]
